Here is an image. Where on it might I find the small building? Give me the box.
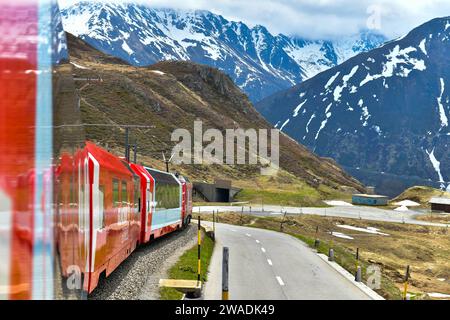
[366,186,376,195]
[352,194,389,206]
[429,197,450,213]
[193,179,241,203]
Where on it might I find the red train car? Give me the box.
[142,167,184,240]
[80,142,141,293]
[178,175,193,228]
[129,164,154,244]
[129,164,192,244]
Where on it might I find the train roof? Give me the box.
[144,167,180,186]
[129,163,154,182]
[85,141,132,177]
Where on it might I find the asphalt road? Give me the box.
[194,204,447,228]
[203,222,372,300]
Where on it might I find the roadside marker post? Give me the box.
[197,216,201,283]
[403,265,411,300]
[328,248,335,262]
[222,247,229,300]
[355,247,360,281]
[280,211,287,232]
[355,266,362,282]
[314,226,320,248]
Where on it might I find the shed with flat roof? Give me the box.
[429,197,450,213]
[352,194,389,206]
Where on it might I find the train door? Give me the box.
[87,153,103,292]
[145,180,151,239]
[79,155,90,292]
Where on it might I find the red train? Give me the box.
[0,0,193,299]
[56,142,193,294]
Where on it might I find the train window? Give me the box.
[113,179,120,207]
[134,177,140,214]
[121,180,128,205]
[99,185,105,228]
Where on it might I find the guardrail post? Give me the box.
[222,247,229,300]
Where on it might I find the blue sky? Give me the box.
[58,0,450,39]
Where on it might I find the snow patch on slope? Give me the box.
[437,78,448,127]
[359,45,426,87]
[333,66,359,102]
[426,148,445,183]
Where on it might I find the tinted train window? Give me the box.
[156,184,179,209]
[113,179,119,207]
[122,180,128,205]
[145,168,180,211]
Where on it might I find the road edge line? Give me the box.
[317,254,385,300]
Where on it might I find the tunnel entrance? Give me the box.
[215,188,230,203]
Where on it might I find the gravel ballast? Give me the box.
[89,224,197,300]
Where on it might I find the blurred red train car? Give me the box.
[0,0,193,299]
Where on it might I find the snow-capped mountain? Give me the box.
[59,1,386,102]
[257,17,450,196]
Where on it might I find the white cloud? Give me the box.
[58,0,450,39]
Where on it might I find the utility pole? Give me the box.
[125,127,130,161]
[133,142,137,164]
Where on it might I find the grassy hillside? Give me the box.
[66,32,365,206]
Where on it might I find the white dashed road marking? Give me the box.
[246,233,251,237]
[267,259,273,266]
[261,247,266,253]
[255,240,260,244]
[276,276,285,286]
